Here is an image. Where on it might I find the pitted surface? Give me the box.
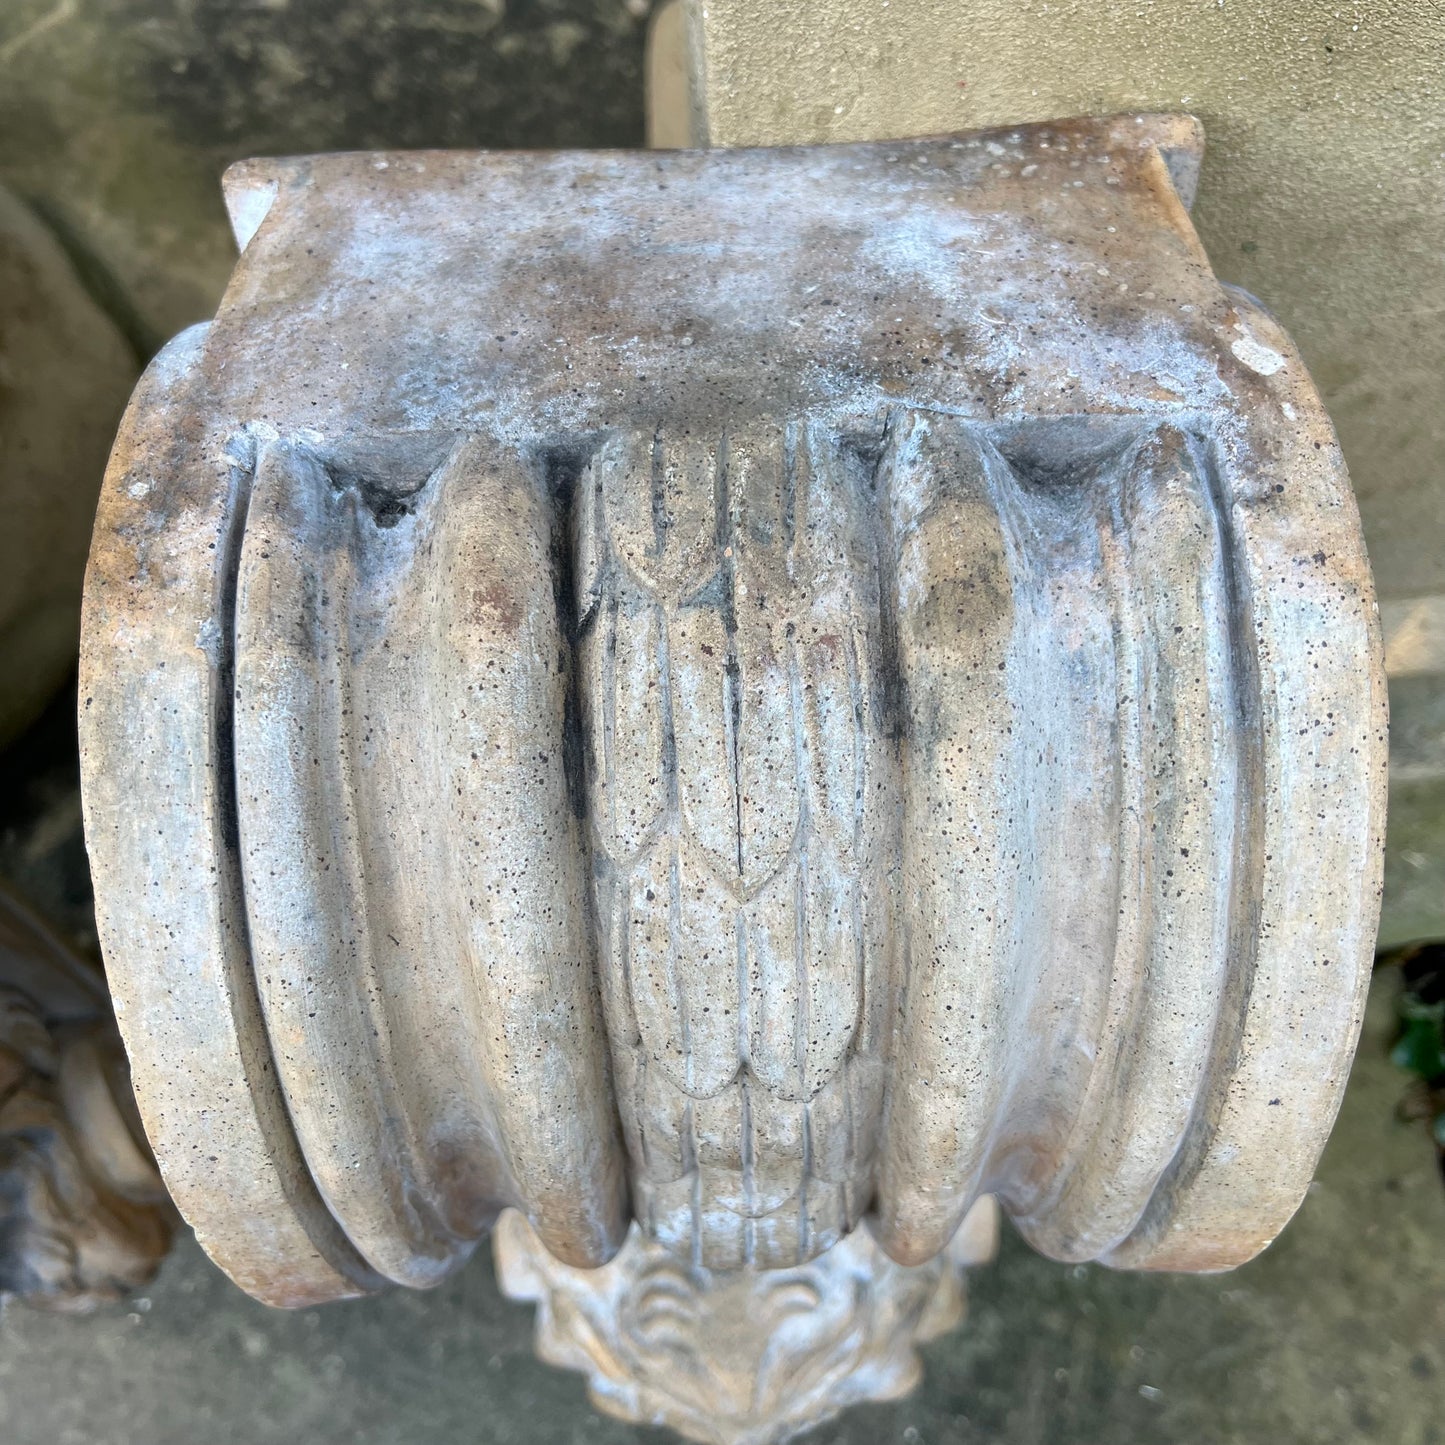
[79,118,1385,1304]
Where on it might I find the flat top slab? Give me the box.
[214,115,1258,441]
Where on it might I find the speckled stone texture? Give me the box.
[674,0,1445,953]
[0,4,1427,1436]
[78,115,1385,1419]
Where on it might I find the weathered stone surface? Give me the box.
[681,0,1445,588]
[79,124,1387,1445]
[0,184,135,749]
[79,116,1384,1434]
[671,0,1445,950]
[1,973,1440,1445]
[495,1196,999,1445]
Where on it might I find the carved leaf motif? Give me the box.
[598,429,718,601]
[593,600,669,861]
[629,840,741,1100]
[670,609,736,878]
[585,422,889,1268]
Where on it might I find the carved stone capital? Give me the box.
[78,115,1385,1433]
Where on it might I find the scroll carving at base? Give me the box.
[495,1199,999,1445]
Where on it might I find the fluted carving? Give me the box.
[78,114,1385,1439]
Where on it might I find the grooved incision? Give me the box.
[580,421,891,1269]
[83,129,1386,1325]
[574,411,1283,1273]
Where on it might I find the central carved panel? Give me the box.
[576,423,895,1270]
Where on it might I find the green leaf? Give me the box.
[1392,1016,1445,1082]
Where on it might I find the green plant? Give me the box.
[1383,942,1445,1176]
